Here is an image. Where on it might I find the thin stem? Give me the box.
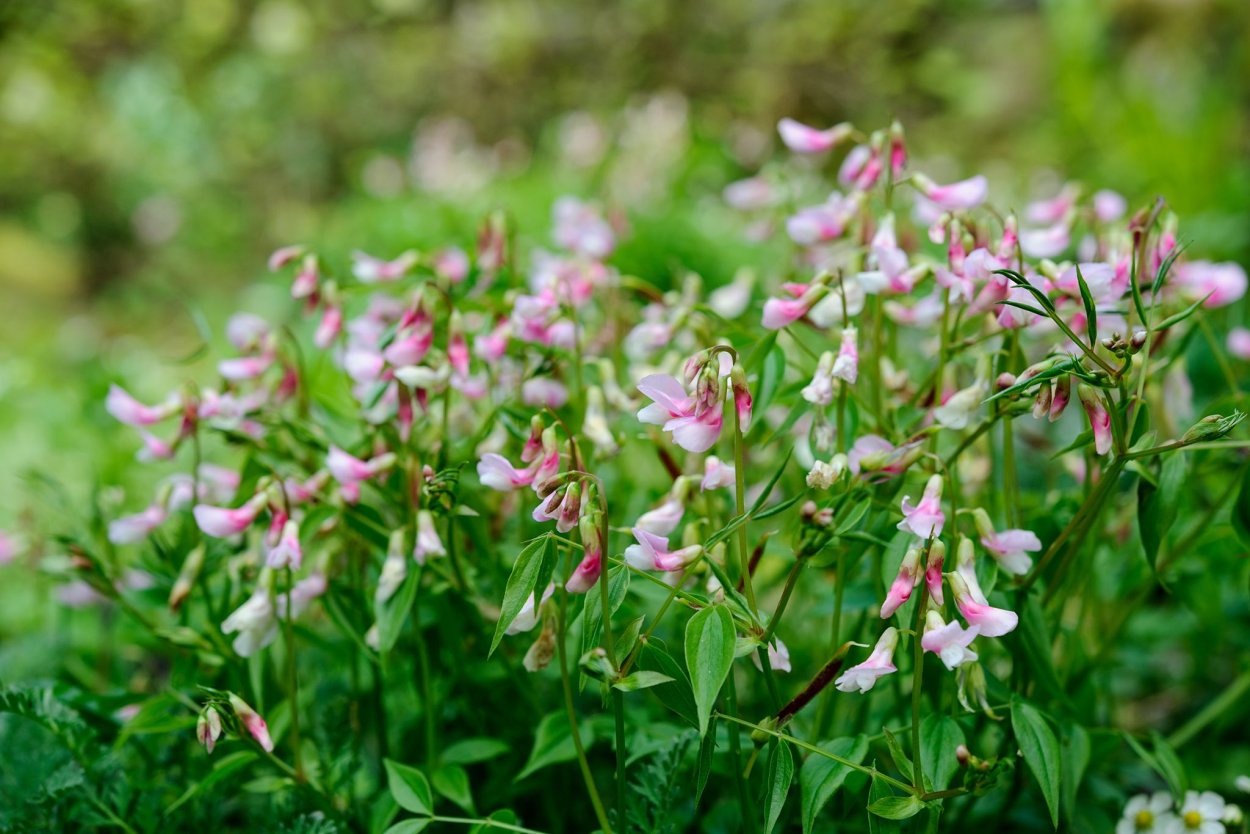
[733,404,759,616]
[760,559,803,646]
[428,817,548,834]
[556,583,613,834]
[282,567,304,781]
[724,676,758,834]
[909,579,929,791]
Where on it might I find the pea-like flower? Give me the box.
[897,474,946,539]
[920,610,980,670]
[834,627,899,693]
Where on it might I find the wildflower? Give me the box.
[880,546,922,618]
[275,573,327,619]
[108,504,167,545]
[637,370,723,453]
[1078,384,1113,456]
[786,193,861,246]
[221,582,278,657]
[432,247,470,283]
[477,453,537,491]
[709,269,756,317]
[925,539,946,605]
[327,446,396,486]
[920,610,980,670]
[897,474,945,538]
[1227,328,1250,360]
[723,177,774,211]
[507,583,556,634]
[834,627,899,693]
[806,454,847,490]
[1093,189,1127,223]
[802,351,837,406]
[266,517,302,570]
[1019,222,1071,258]
[376,531,409,604]
[762,280,830,329]
[636,494,685,536]
[933,380,987,430]
[1175,261,1247,308]
[533,481,584,533]
[701,456,736,490]
[291,254,319,299]
[197,706,223,754]
[553,196,615,259]
[1116,792,1175,834]
[193,493,267,539]
[777,118,852,154]
[972,508,1041,575]
[948,572,1018,637]
[566,515,603,594]
[413,510,445,564]
[351,250,418,283]
[848,434,920,480]
[623,528,702,574]
[751,639,792,673]
[832,327,858,383]
[912,173,988,210]
[1175,791,1227,834]
[106,385,180,427]
[582,387,618,455]
[730,365,753,428]
[267,244,305,271]
[227,694,274,753]
[521,377,569,409]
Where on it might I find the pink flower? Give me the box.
[832,326,858,383]
[0,531,17,565]
[751,638,792,673]
[1019,223,1071,258]
[897,475,945,538]
[266,518,302,570]
[351,250,418,283]
[108,504,167,544]
[880,546,921,618]
[762,282,830,330]
[623,528,701,574]
[636,496,685,536]
[276,573,326,619]
[723,177,775,211]
[477,453,537,491]
[847,434,920,480]
[533,483,583,534]
[197,706,223,754]
[267,245,304,271]
[565,546,601,594]
[193,495,265,539]
[1174,261,1248,308]
[433,247,470,283]
[973,509,1040,576]
[777,118,852,153]
[106,385,179,427]
[553,197,615,259]
[522,377,569,409]
[701,456,736,490]
[834,627,899,693]
[291,255,319,299]
[218,355,273,381]
[227,694,274,752]
[913,174,988,210]
[327,446,395,486]
[413,510,445,564]
[1228,327,1250,360]
[949,572,1018,637]
[314,304,343,349]
[786,194,860,245]
[925,540,946,606]
[1092,189,1126,223]
[636,373,723,453]
[1078,385,1113,456]
[920,611,980,670]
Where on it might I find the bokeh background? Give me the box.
[1,0,1247,575]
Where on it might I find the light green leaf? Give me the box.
[685,605,737,736]
[383,822,431,834]
[920,715,965,792]
[490,536,557,655]
[516,711,593,781]
[613,671,675,692]
[432,764,475,815]
[762,739,795,834]
[384,759,433,816]
[1011,699,1061,829]
[440,737,510,766]
[868,795,926,820]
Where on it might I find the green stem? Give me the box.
[724,676,758,834]
[760,559,803,646]
[282,567,304,781]
[909,579,929,791]
[733,404,758,616]
[427,817,549,834]
[556,583,613,834]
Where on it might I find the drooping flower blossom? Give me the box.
[623,528,701,575]
[221,583,278,656]
[762,281,831,330]
[751,638,792,673]
[806,454,847,490]
[327,446,396,487]
[801,351,837,406]
[947,572,1018,638]
[533,481,584,534]
[552,197,615,259]
[972,508,1041,576]
[432,247,470,283]
[265,518,302,570]
[193,493,268,539]
[834,627,899,693]
[723,177,775,212]
[832,327,858,383]
[920,610,980,670]
[880,546,922,618]
[566,514,604,594]
[106,385,180,427]
[785,193,862,246]
[635,495,685,536]
[1078,384,1113,456]
[636,371,723,453]
[924,540,946,605]
[848,434,921,480]
[912,174,988,210]
[352,250,418,283]
[413,510,445,565]
[1228,327,1250,360]
[108,504,168,545]
[897,474,945,538]
[227,693,274,752]
[777,118,852,154]
[701,456,736,491]
[933,380,987,430]
[477,453,538,491]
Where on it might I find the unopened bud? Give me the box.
[996,372,1017,391]
[169,545,206,612]
[955,744,970,766]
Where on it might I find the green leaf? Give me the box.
[1074,264,1098,347]
[166,751,258,814]
[882,728,915,787]
[516,711,593,781]
[432,764,475,815]
[375,565,421,655]
[1153,293,1212,330]
[384,759,433,815]
[581,563,629,658]
[695,718,717,806]
[1150,732,1188,801]
[1231,462,1250,549]
[470,810,521,834]
[743,330,779,372]
[868,775,903,834]
[762,739,795,834]
[1059,723,1090,825]
[1138,452,1187,571]
[868,795,926,820]
[1011,699,1061,829]
[440,737,510,766]
[920,715,966,792]
[800,735,869,833]
[490,536,557,655]
[613,671,675,692]
[383,822,431,834]
[1013,598,1064,702]
[637,638,700,728]
[754,344,787,418]
[684,605,736,736]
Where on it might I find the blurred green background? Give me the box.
[1,0,1248,519]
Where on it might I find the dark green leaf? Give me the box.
[440,738,510,766]
[685,605,736,735]
[920,715,965,792]
[800,735,869,833]
[1011,699,1061,829]
[375,565,420,655]
[1059,723,1090,825]
[868,795,926,820]
[1138,453,1187,571]
[1231,462,1250,549]
[490,536,556,655]
[1074,264,1098,347]
[762,739,795,834]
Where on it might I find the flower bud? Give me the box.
[197,706,223,754]
[227,693,273,752]
[169,545,205,612]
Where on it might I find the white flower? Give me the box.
[1170,791,1226,834]
[1117,792,1174,834]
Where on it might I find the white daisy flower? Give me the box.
[1117,792,1174,834]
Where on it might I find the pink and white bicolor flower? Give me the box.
[973,508,1041,576]
[880,546,921,618]
[108,504,168,545]
[266,518,302,570]
[834,627,899,693]
[635,496,685,536]
[193,493,268,539]
[227,693,274,752]
[1078,385,1113,456]
[897,474,945,538]
[623,528,702,574]
[762,281,831,330]
[351,250,418,283]
[106,385,180,427]
[327,446,396,486]
[831,326,858,383]
[912,173,988,211]
[637,374,723,453]
[413,510,446,565]
[477,453,538,491]
[701,456,736,491]
[921,610,980,670]
[948,572,1019,638]
[777,118,852,154]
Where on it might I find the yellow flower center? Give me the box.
[1135,809,1154,829]
[1183,810,1204,829]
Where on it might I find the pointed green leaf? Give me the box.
[868,795,926,820]
[800,735,869,833]
[685,605,736,736]
[762,739,795,834]
[612,671,675,692]
[432,764,475,815]
[1011,699,1061,828]
[516,712,593,781]
[384,759,433,815]
[920,715,966,792]
[490,536,557,655]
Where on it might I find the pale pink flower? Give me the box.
[553,197,615,259]
[924,541,946,606]
[291,255,319,299]
[532,484,583,534]
[880,546,921,618]
[106,385,180,427]
[762,282,830,330]
[847,434,919,480]
[623,528,701,573]
[701,456,736,491]
[1093,189,1127,223]
[327,446,395,486]
[897,474,945,538]
[352,250,418,283]
[221,585,278,656]
[636,496,685,536]
[413,510,445,565]
[801,351,836,406]
[831,326,858,383]
[477,453,537,491]
[636,374,723,453]
[973,509,1040,576]
[314,304,343,349]
[1019,223,1071,258]
[226,314,271,351]
[913,174,988,210]
[193,495,265,539]
[1174,261,1248,308]
[433,247,470,283]
[834,627,899,693]
[227,693,274,752]
[948,572,1018,637]
[723,177,775,211]
[218,354,274,381]
[108,504,167,545]
[521,377,569,409]
[777,118,852,153]
[267,245,304,271]
[1078,385,1113,456]
[1228,327,1250,360]
[266,518,302,570]
[276,573,326,619]
[565,542,602,594]
[921,610,980,670]
[786,194,860,245]
[933,380,987,431]
[751,638,792,673]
